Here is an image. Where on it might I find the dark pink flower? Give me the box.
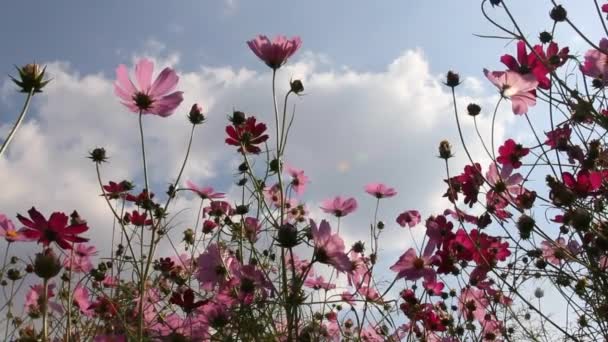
[562,170,603,197]
[484,69,538,115]
[545,124,571,150]
[390,247,436,281]
[500,40,550,89]
[247,35,302,69]
[185,180,225,200]
[285,165,309,195]
[0,214,29,242]
[497,139,529,169]
[364,182,397,199]
[102,181,130,200]
[458,287,489,322]
[17,207,88,250]
[396,210,421,228]
[114,58,183,117]
[170,288,207,314]
[125,210,152,226]
[225,116,269,154]
[310,219,353,273]
[320,196,358,217]
[422,278,444,296]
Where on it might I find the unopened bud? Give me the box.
[188,103,205,125]
[438,140,453,159]
[34,249,62,280]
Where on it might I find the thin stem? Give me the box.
[41,278,49,341]
[0,89,34,158]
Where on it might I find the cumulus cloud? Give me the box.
[0,48,511,276]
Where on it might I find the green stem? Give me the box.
[0,89,34,158]
[41,278,49,341]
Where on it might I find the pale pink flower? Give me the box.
[185,180,225,200]
[458,287,489,322]
[364,182,397,198]
[304,275,336,290]
[285,165,309,195]
[484,69,538,115]
[247,35,302,69]
[486,163,524,196]
[320,196,358,217]
[310,219,353,273]
[73,285,93,316]
[581,38,608,83]
[114,58,183,117]
[390,247,436,281]
[25,283,62,314]
[0,214,29,242]
[541,237,580,265]
[63,243,97,273]
[396,210,421,228]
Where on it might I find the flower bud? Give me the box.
[539,31,553,44]
[438,140,453,159]
[183,228,195,245]
[534,287,544,298]
[290,79,304,94]
[229,111,246,125]
[88,147,108,163]
[34,249,62,280]
[188,103,205,125]
[352,241,365,253]
[550,5,567,22]
[517,214,535,239]
[6,269,22,281]
[445,71,461,88]
[466,103,481,116]
[10,63,50,93]
[277,223,299,248]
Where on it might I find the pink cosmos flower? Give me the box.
[310,219,353,273]
[243,217,261,243]
[581,38,608,83]
[484,69,538,115]
[541,237,580,265]
[185,180,225,200]
[25,283,62,314]
[320,196,358,217]
[390,247,436,282]
[423,278,445,296]
[304,275,336,290]
[364,182,397,198]
[73,285,93,316]
[63,243,97,273]
[17,207,89,250]
[247,35,302,69]
[458,287,489,322]
[0,214,29,242]
[114,58,183,117]
[486,163,524,196]
[196,243,235,290]
[94,335,126,342]
[497,139,529,169]
[396,210,421,228]
[500,40,550,89]
[285,165,309,195]
[562,170,603,197]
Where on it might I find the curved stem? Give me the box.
[0,89,34,158]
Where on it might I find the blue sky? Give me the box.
[0,1,578,79]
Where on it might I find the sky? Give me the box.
[0,0,604,334]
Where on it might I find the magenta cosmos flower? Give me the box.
[17,207,89,250]
[247,35,302,69]
[364,183,397,199]
[0,214,29,242]
[320,196,358,217]
[483,69,538,115]
[114,58,183,117]
[310,219,353,273]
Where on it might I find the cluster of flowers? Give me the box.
[4,1,608,341]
